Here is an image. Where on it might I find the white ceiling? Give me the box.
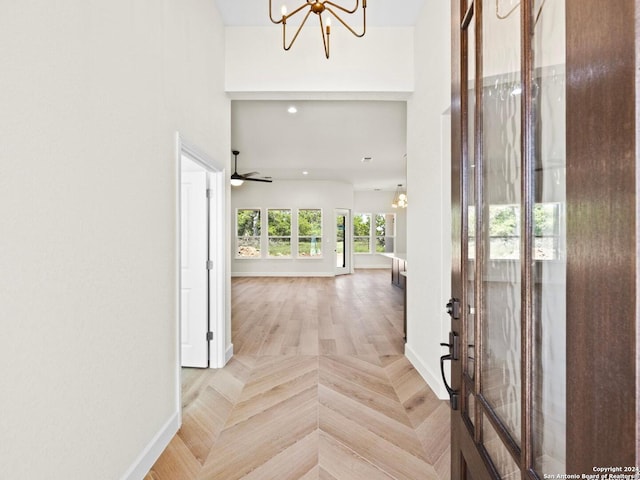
[220,1,424,191]
[231,100,407,191]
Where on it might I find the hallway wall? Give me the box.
[405,0,452,399]
[0,1,229,478]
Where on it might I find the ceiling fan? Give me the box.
[230,150,273,186]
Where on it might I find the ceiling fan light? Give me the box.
[230,178,244,187]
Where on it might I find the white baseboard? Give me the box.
[120,411,180,480]
[225,343,234,364]
[353,265,392,269]
[404,343,449,400]
[231,271,334,277]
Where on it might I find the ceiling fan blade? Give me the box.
[244,177,273,183]
[231,149,273,184]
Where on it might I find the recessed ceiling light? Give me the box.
[361,157,373,163]
[302,171,309,175]
[287,105,298,114]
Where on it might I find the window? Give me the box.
[267,209,292,257]
[236,209,261,258]
[488,203,561,260]
[353,213,372,253]
[298,209,322,257]
[375,213,396,253]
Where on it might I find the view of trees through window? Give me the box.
[236,209,261,257]
[237,208,401,259]
[375,213,395,253]
[267,209,292,257]
[353,213,371,253]
[470,203,561,259]
[354,213,395,254]
[298,209,322,257]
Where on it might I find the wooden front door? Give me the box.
[449,0,638,478]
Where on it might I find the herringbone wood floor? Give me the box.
[146,270,451,480]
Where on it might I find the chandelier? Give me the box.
[269,0,367,59]
[391,184,407,209]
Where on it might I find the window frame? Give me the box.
[297,208,323,259]
[266,208,293,258]
[374,212,396,254]
[235,208,262,259]
[353,212,373,254]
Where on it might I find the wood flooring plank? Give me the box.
[319,384,429,462]
[237,355,318,402]
[319,367,412,427]
[402,387,443,431]
[319,404,439,480]
[239,430,318,480]
[200,389,318,480]
[227,369,318,427]
[178,386,234,464]
[319,431,395,480]
[145,434,202,480]
[415,401,451,465]
[320,356,398,401]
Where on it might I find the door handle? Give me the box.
[440,333,460,410]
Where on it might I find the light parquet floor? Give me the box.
[146,270,450,480]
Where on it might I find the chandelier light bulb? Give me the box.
[281,4,287,16]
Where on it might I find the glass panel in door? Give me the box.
[465,0,477,385]
[531,0,566,474]
[481,0,522,457]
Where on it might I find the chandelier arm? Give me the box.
[495,0,546,25]
[283,9,314,51]
[268,0,283,24]
[323,0,361,15]
[269,0,310,24]
[325,5,366,38]
[319,14,330,59]
[495,0,520,20]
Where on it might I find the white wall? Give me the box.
[231,181,353,276]
[353,190,407,268]
[405,0,452,399]
[0,1,229,478]
[225,26,414,94]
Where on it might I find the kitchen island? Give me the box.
[379,252,406,289]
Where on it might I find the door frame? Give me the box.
[176,133,227,388]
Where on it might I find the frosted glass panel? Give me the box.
[483,414,521,479]
[481,0,522,446]
[532,0,566,474]
[466,6,476,381]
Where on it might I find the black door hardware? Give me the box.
[446,298,461,319]
[440,331,460,410]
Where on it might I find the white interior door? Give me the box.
[180,166,209,368]
[335,209,350,275]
